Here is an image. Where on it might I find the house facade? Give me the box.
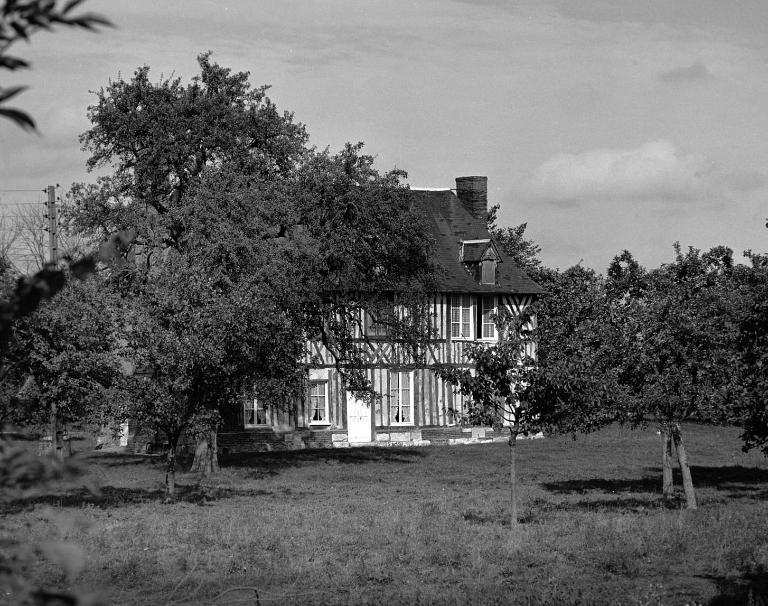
[217,176,543,452]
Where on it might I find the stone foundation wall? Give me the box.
[214,425,534,453]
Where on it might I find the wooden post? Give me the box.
[661,425,674,498]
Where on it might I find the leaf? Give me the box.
[63,0,87,13]
[0,106,36,130]
[63,13,113,30]
[0,85,27,103]
[0,54,29,69]
[10,20,28,39]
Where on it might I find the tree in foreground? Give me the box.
[437,309,536,526]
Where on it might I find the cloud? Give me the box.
[659,62,712,82]
[529,140,711,205]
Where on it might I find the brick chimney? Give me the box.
[455,176,488,220]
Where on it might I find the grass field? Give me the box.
[2,424,768,605]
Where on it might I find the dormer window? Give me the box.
[460,239,500,285]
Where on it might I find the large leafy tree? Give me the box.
[70,55,435,492]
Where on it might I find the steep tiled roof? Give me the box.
[408,189,544,295]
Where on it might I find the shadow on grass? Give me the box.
[219,445,424,472]
[706,572,768,606]
[83,451,167,467]
[1,483,277,514]
[1,448,423,513]
[548,496,687,514]
[461,495,687,527]
[541,466,768,499]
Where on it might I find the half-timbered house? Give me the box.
[218,176,543,452]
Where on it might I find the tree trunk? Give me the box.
[190,430,220,476]
[166,444,177,500]
[671,423,697,510]
[508,426,518,526]
[661,425,674,498]
[46,400,70,460]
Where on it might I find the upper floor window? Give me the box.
[389,371,413,425]
[310,380,329,424]
[451,295,473,340]
[364,311,389,338]
[244,398,268,428]
[481,295,497,340]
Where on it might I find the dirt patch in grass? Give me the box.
[3,423,768,605]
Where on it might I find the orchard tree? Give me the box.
[528,264,628,434]
[123,255,306,495]
[731,251,768,456]
[616,245,739,509]
[1,275,124,446]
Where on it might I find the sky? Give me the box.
[2,0,768,272]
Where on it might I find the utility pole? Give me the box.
[45,185,62,458]
[46,184,58,266]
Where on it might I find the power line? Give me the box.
[0,189,45,193]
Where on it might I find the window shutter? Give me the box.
[481,260,496,284]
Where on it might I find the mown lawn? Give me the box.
[2,424,768,605]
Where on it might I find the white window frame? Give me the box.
[480,295,497,341]
[450,295,473,340]
[309,380,330,425]
[389,370,414,426]
[244,398,268,428]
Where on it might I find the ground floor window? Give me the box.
[389,371,413,424]
[244,398,267,427]
[310,380,329,424]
